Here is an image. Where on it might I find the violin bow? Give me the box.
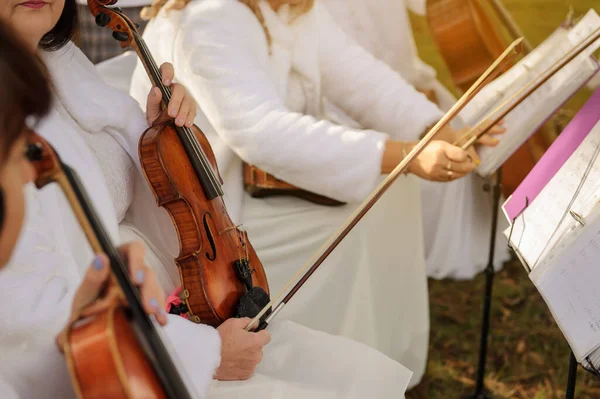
[454,25,600,151]
[245,37,525,331]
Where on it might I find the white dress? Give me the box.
[130,0,437,387]
[0,41,412,398]
[323,0,511,279]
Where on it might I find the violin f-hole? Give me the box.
[202,213,217,261]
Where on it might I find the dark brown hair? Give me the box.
[39,0,78,51]
[0,20,52,158]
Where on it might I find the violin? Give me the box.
[27,133,193,399]
[242,162,345,206]
[426,0,556,197]
[86,0,270,327]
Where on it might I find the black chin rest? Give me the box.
[236,287,271,319]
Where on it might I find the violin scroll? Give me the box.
[87,0,139,49]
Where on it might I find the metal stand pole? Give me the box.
[468,168,502,399]
[565,352,577,399]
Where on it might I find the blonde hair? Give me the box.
[140,0,190,20]
[141,0,315,48]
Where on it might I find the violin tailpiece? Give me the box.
[234,259,253,291]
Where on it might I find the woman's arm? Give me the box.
[0,186,83,398]
[316,3,443,141]
[173,0,389,203]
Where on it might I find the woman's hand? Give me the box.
[146,63,197,128]
[215,318,271,381]
[408,140,477,182]
[431,124,460,143]
[430,121,505,148]
[476,119,506,147]
[56,242,168,351]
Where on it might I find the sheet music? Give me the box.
[457,9,600,177]
[459,28,569,125]
[502,87,600,222]
[568,9,600,57]
[459,8,600,125]
[507,121,600,268]
[530,205,600,361]
[476,56,599,177]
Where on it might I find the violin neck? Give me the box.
[131,33,224,200]
[132,34,172,109]
[59,163,143,298]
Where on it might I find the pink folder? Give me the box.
[503,87,600,221]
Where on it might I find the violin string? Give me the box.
[134,33,223,195]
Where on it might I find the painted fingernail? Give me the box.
[93,256,103,270]
[164,79,171,85]
[186,120,193,126]
[136,269,145,284]
[176,117,184,125]
[168,109,176,118]
[150,299,159,309]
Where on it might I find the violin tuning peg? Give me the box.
[112,31,129,42]
[134,22,140,29]
[95,12,111,27]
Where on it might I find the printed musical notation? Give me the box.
[531,207,600,362]
[508,121,600,269]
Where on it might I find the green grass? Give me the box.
[408,2,600,398]
[421,261,600,398]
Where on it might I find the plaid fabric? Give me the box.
[75,5,148,64]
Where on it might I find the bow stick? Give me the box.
[245,37,525,332]
[453,25,600,150]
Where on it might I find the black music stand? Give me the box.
[467,167,503,399]
[565,352,578,399]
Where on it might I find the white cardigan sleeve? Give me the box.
[316,4,443,141]
[175,1,388,203]
[0,186,80,399]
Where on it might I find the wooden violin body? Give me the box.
[426,0,556,196]
[243,163,345,206]
[140,123,269,326]
[66,297,166,399]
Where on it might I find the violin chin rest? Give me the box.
[236,287,271,320]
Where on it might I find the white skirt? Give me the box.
[208,320,411,398]
[421,173,511,280]
[119,226,413,398]
[241,175,429,389]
